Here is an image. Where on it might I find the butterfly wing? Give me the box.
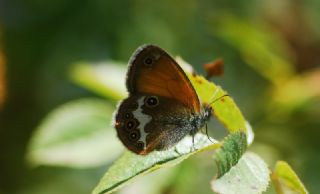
[126,45,200,112]
[114,95,194,155]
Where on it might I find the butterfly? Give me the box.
[114,45,224,155]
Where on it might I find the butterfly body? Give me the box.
[114,45,212,155]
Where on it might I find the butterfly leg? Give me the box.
[174,147,183,156]
[190,131,198,152]
[205,124,214,143]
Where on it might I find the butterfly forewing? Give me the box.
[126,45,200,112]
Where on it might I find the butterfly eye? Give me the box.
[145,96,159,107]
[144,57,153,66]
[126,119,137,130]
[129,130,140,141]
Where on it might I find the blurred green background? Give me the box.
[0,0,319,193]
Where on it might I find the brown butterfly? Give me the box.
[114,45,221,155]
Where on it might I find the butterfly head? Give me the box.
[190,105,212,132]
[202,105,213,121]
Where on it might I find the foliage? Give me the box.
[1,1,319,194]
[27,59,307,194]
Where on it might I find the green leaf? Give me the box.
[214,132,247,178]
[272,161,309,194]
[27,98,123,168]
[92,134,220,194]
[70,62,127,100]
[211,152,270,194]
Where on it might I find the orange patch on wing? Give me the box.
[136,56,200,112]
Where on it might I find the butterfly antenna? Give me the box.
[206,87,230,107]
[203,89,229,143]
[207,94,230,107]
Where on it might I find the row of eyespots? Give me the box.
[123,112,137,130]
[125,119,140,142]
[123,96,159,143]
[128,96,159,145]
[123,112,140,142]
[123,95,158,126]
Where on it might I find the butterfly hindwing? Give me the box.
[114,94,195,154]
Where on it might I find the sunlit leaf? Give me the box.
[211,152,270,194]
[70,62,127,100]
[272,161,309,194]
[27,98,123,168]
[92,134,220,194]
